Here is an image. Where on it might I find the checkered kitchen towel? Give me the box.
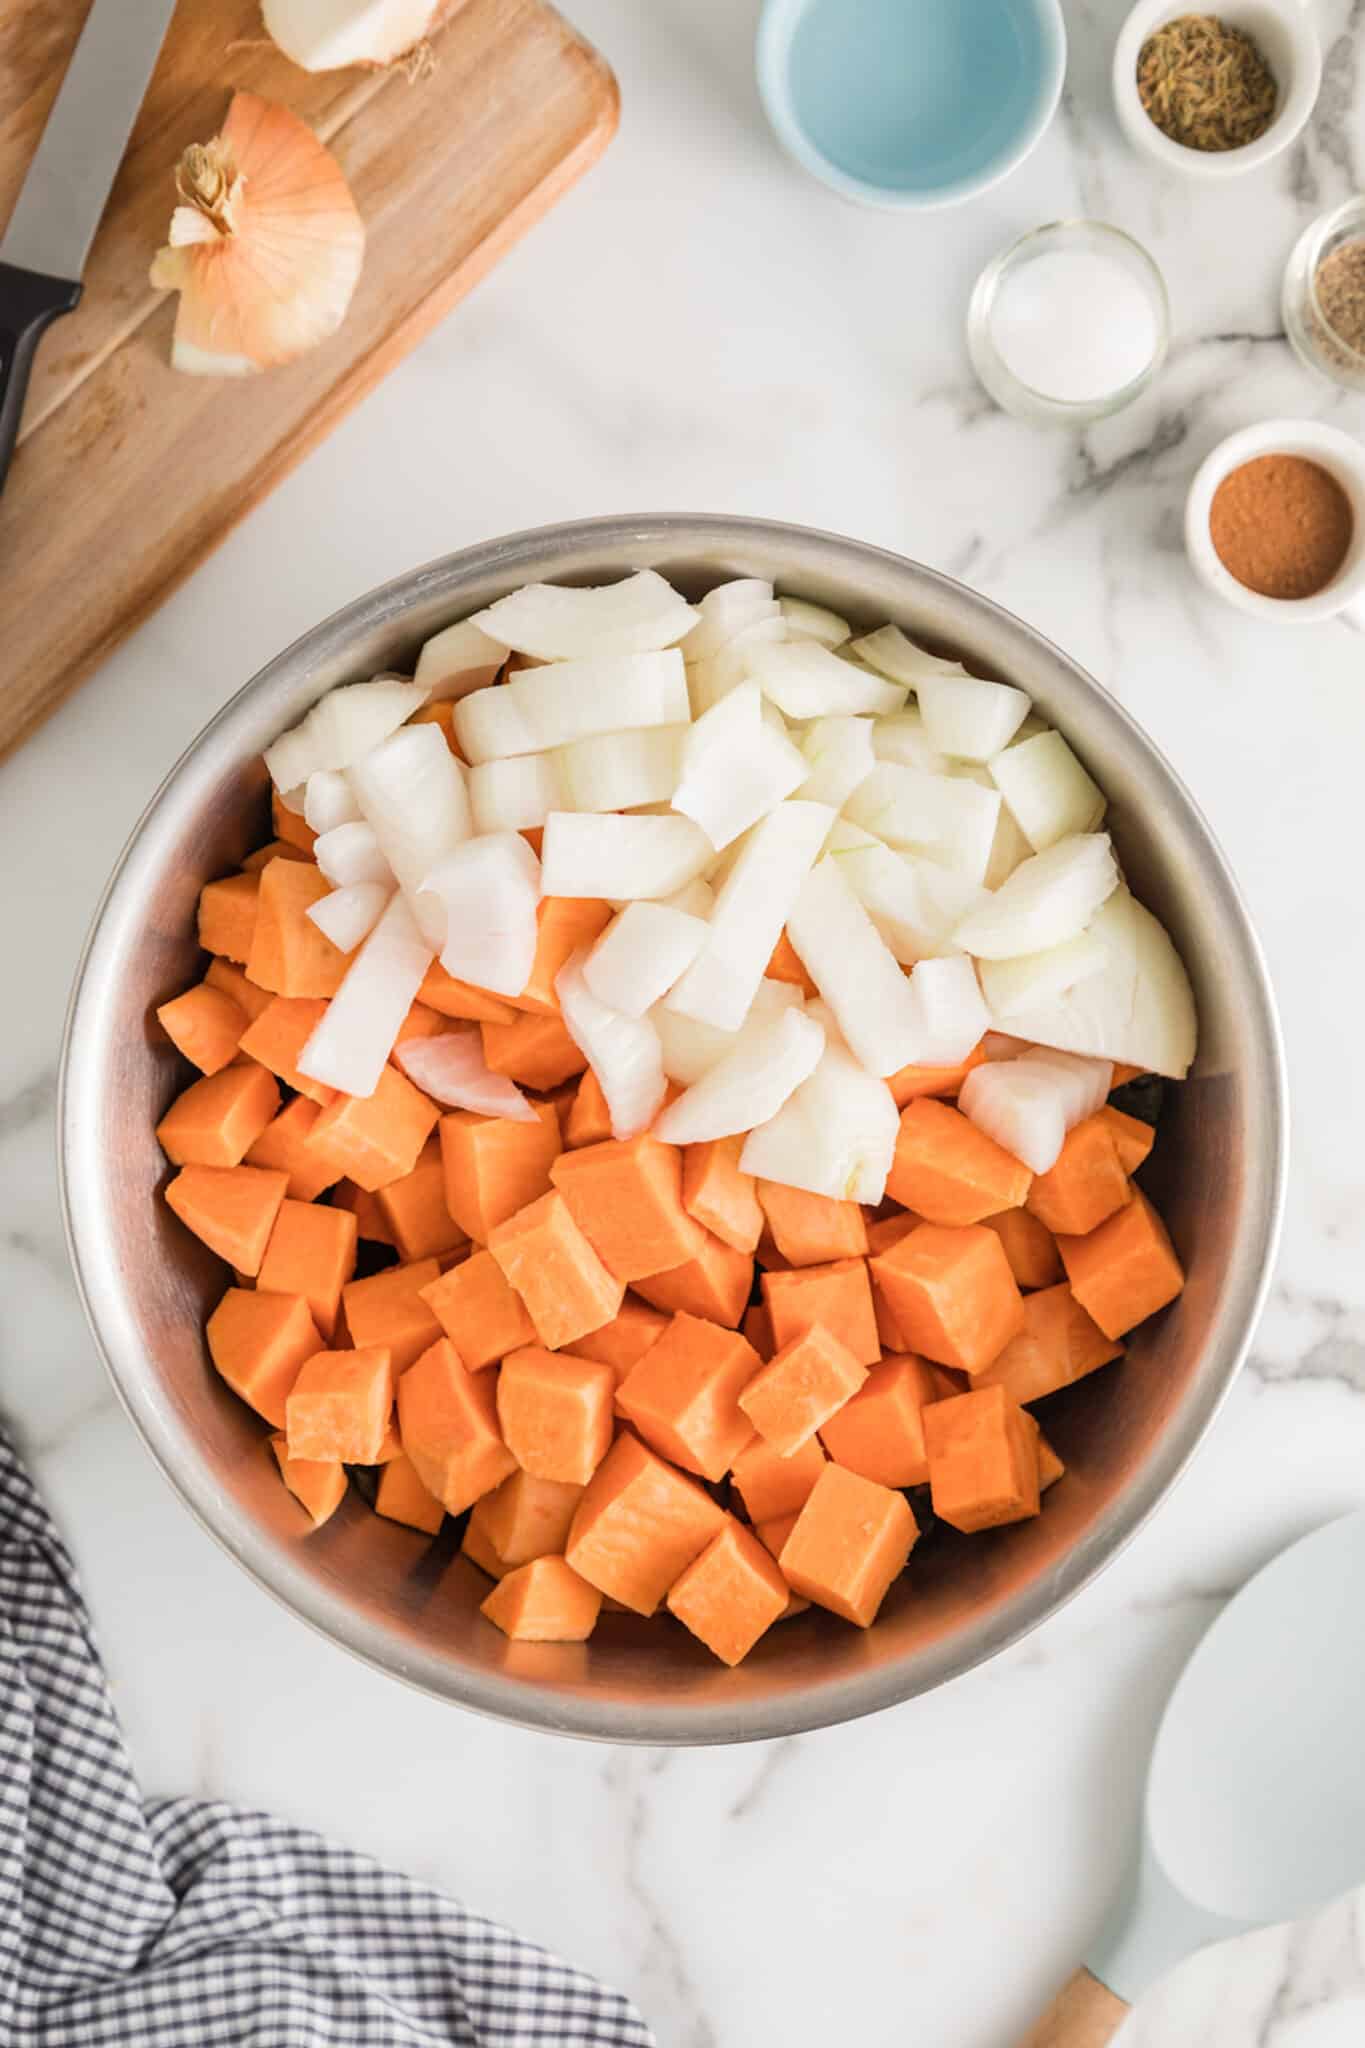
[0,1428,653,2046]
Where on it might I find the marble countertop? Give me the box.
[6,0,1365,2040]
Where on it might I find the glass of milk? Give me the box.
[968,220,1169,424]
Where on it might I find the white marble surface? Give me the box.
[6,0,1365,2040]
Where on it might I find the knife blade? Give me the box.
[0,0,178,493]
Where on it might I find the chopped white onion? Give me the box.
[748,640,907,719]
[916,673,1032,761]
[797,715,875,808]
[655,1004,825,1145]
[395,1028,538,1122]
[957,1061,1069,1174]
[680,580,778,661]
[455,649,690,763]
[349,723,472,947]
[784,856,927,1077]
[297,892,433,1099]
[313,819,396,888]
[556,953,667,1138]
[829,827,989,963]
[1022,1048,1114,1125]
[872,710,949,776]
[740,1035,898,1203]
[849,624,969,688]
[843,762,1002,886]
[421,832,541,998]
[673,685,807,849]
[413,617,508,701]
[470,570,698,660]
[583,902,708,1017]
[305,881,391,954]
[979,931,1109,1019]
[556,725,685,812]
[899,955,992,1066]
[990,730,1106,851]
[264,677,428,792]
[687,615,787,715]
[468,751,566,833]
[650,977,803,1084]
[303,768,362,836]
[540,811,713,900]
[778,596,851,648]
[952,833,1118,960]
[660,877,715,918]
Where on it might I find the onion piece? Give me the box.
[778,596,851,648]
[261,0,445,71]
[872,711,949,776]
[655,1005,826,1145]
[540,812,713,901]
[455,649,690,763]
[687,615,787,716]
[303,768,362,835]
[414,617,508,701]
[650,978,804,1085]
[900,955,993,1066]
[583,902,708,1018]
[395,1028,538,1122]
[916,674,1032,760]
[979,931,1108,1019]
[740,1035,898,1203]
[297,892,433,1098]
[673,685,807,850]
[1022,1048,1114,1125]
[990,730,1106,851]
[952,834,1118,960]
[556,954,668,1138]
[313,819,395,888]
[680,580,778,661]
[421,831,541,997]
[305,881,391,953]
[348,722,472,947]
[468,752,566,833]
[556,726,685,812]
[849,624,969,688]
[470,570,698,660]
[797,715,875,808]
[957,1060,1069,1174]
[264,676,427,792]
[660,877,715,918]
[828,826,988,963]
[748,640,907,719]
[843,762,1002,886]
[784,856,927,1077]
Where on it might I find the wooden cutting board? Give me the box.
[0,0,617,760]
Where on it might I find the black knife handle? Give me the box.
[0,261,82,495]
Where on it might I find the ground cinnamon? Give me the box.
[1208,454,1353,600]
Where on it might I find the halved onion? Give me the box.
[655,1004,825,1145]
[952,834,1118,960]
[395,1028,538,1121]
[556,953,668,1138]
[297,891,432,1098]
[305,881,391,953]
[583,902,708,1017]
[264,676,428,792]
[470,570,698,660]
[420,831,541,997]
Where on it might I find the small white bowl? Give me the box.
[1185,419,1365,624]
[1113,0,1321,180]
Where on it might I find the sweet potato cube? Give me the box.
[439,1100,561,1242]
[420,1248,535,1370]
[738,1323,867,1456]
[869,1224,1024,1376]
[397,1339,517,1513]
[496,1346,616,1484]
[887,1098,1032,1224]
[731,1433,826,1524]
[417,962,516,1025]
[272,789,316,852]
[1038,1433,1065,1491]
[741,1301,774,1361]
[886,1042,986,1108]
[513,896,614,1015]
[1057,1189,1185,1340]
[480,1469,585,1565]
[377,1136,467,1262]
[392,999,447,1052]
[779,1465,918,1627]
[207,1287,321,1426]
[481,1555,602,1642]
[489,1192,624,1349]
[616,1312,762,1482]
[242,839,310,872]
[667,1518,790,1665]
[342,1258,443,1373]
[756,1508,801,1560]
[244,1097,340,1202]
[165,1163,288,1276]
[205,954,273,1023]
[1026,1115,1132,1237]
[480,1011,586,1091]
[331,1179,396,1245]
[269,1433,346,1528]
[924,1384,1041,1533]
[975,1283,1123,1404]
[462,1502,510,1580]
[762,1257,881,1367]
[374,1415,403,1462]
[197,872,260,964]
[374,1451,445,1534]
[563,1295,670,1385]
[157,983,247,1076]
[257,1198,358,1340]
[1099,1103,1156,1175]
[865,1215,916,1350]
[286,1346,393,1464]
[819,1352,942,1487]
[866,1213,919,1255]
[156,1063,281,1168]
[305,1064,439,1192]
[981,1207,1063,1290]
[681,1137,764,1255]
[632,1230,754,1329]
[565,1432,725,1614]
[765,926,817,994]
[550,1135,705,1283]
[237,996,335,1107]
[1110,1062,1145,1087]
[565,1067,613,1148]
[245,857,348,999]
[757,1183,869,1266]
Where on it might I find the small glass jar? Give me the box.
[1283,196,1365,393]
[967,220,1170,427]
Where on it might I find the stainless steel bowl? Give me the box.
[60,515,1286,1743]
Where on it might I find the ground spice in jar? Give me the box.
[1137,14,1277,152]
[1209,455,1354,600]
[1311,237,1365,370]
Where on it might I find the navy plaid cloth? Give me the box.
[0,1429,653,2046]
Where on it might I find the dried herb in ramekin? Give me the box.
[1137,14,1276,152]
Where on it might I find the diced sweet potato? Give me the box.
[392,999,448,1051]
[237,995,336,1106]
[242,838,311,871]
[762,1257,880,1367]
[272,789,317,852]
[480,1011,586,1091]
[417,961,516,1025]
[1026,1115,1131,1237]
[496,1346,616,1485]
[667,1518,790,1665]
[409,699,463,753]
[1057,1189,1185,1340]
[779,1465,918,1627]
[286,1346,393,1464]
[157,983,247,1076]
[550,1135,705,1282]
[245,857,348,999]
[512,896,614,1015]
[269,1433,346,1528]
[305,1065,440,1193]
[731,1433,827,1524]
[245,1097,340,1202]
[632,1229,753,1329]
[981,1207,1063,1290]
[156,1063,281,1168]
[765,928,816,995]
[924,1384,1041,1533]
[342,1258,443,1373]
[864,1214,916,1351]
[480,1469,585,1565]
[818,1352,942,1487]
[681,1137,763,1255]
[562,1295,670,1384]
[462,1502,510,1580]
[886,1098,1032,1224]
[257,1198,358,1340]
[165,1163,288,1276]
[1037,1433,1065,1491]
[440,1100,561,1242]
[616,1312,761,1482]
[756,1509,800,1560]
[975,1283,1123,1405]
[374,1451,445,1534]
[331,1179,396,1245]
[865,1213,919,1256]
[204,954,273,1023]
[374,1415,403,1462]
[886,1042,986,1108]
[420,1248,535,1370]
[869,1224,1024,1376]
[397,1339,517,1512]
[207,1287,321,1426]
[376,1136,467,1261]
[753,1229,786,1271]
[488,1191,624,1348]
[757,1183,868,1267]
[564,1067,612,1148]
[1100,1103,1156,1175]
[198,872,260,963]
[738,1323,867,1457]
[1110,1062,1145,1088]
[481,1555,602,1641]
[565,1432,725,1615]
[740,1300,774,1361]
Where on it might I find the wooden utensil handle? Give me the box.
[1017,1967,1130,2047]
[0,262,82,495]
